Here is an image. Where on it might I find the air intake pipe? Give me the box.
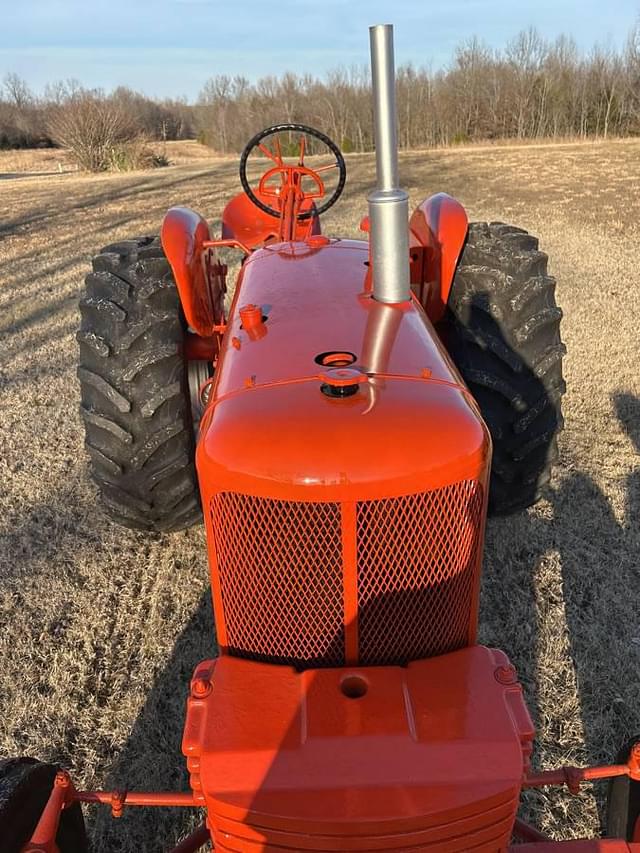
[368,24,411,304]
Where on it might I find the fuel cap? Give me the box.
[319,367,367,398]
[239,303,263,329]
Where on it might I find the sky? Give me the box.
[1,0,638,100]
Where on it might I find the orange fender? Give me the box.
[409,192,468,323]
[161,206,225,337]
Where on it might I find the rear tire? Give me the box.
[0,758,88,853]
[78,236,203,532]
[607,736,640,840]
[442,222,566,515]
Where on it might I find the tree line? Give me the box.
[1,23,638,166]
[0,77,195,150]
[196,25,640,151]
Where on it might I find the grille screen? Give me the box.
[211,493,345,667]
[356,481,483,664]
[210,480,483,668]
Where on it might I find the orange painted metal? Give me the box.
[198,239,487,498]
[182,646,534,850]
[76,790,198,809]
[22,778,208,852]
[511,844,640,852]
[222,189,319,249]
[203,237,251,256]
[409,192,469,323]
[524,764,638,792]
[21,771,73,853]
[161,206,226,338]
[257,163,325,242]
[238,303,264,331]
[195,238,491,666]
[341,501,359,664]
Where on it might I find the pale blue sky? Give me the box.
[2,0,638,99]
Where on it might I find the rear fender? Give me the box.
[409,193,468,323]
[161,206,225,337]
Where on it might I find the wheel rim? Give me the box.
[187,360,213,431]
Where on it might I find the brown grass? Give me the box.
[0,140,220,176]
[0,146,77,174]
[0,138,639,851]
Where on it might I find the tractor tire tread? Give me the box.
[442,221,565,514]
[78,235,201,532]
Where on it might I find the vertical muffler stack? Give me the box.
[368,24,411,304]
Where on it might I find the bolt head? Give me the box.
[495,664,518,685]
[54,770,71,787]
[192,677,212,698]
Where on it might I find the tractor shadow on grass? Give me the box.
[89,592,216,853]
[481,392,640,836]
[0,167,225,239]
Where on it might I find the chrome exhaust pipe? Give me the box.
[368,24,410,304]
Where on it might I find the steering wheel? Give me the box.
[239,123,347,220]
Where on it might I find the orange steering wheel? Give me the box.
[239,123,346,220]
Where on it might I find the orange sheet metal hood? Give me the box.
[197,238,490,503]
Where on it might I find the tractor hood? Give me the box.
[196,238,490,504]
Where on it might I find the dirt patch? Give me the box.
[1,139,639,850]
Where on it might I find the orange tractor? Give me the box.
[5,23,640,853]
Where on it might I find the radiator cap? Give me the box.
[319,367,367,398]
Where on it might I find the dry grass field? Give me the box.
[1,138,639,851]
[0,139,217,176]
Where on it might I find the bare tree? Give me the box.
[3,73,32,109]
[4,18,640,157]
[47,90,136,171]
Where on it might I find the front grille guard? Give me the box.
[210,480,484,668]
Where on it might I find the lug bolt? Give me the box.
[111,790,126,819]
[192,677,212,699]
[199,379,213,407]
[495,664,517,685]
[54,770,71,788]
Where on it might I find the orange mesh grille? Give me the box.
[211,493,344,668]
[210,481,483,668]
[356,481,483,665]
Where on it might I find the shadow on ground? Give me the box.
[482,393,640,834]
[89,595,216,852]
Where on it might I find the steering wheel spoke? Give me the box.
[239,123,347,221]
[314,161,340,173]
[257,142,282,165]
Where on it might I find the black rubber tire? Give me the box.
[441,222,566,515]
[607,736,640,840]
[0,757,88,853]
[78,236,202,532]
